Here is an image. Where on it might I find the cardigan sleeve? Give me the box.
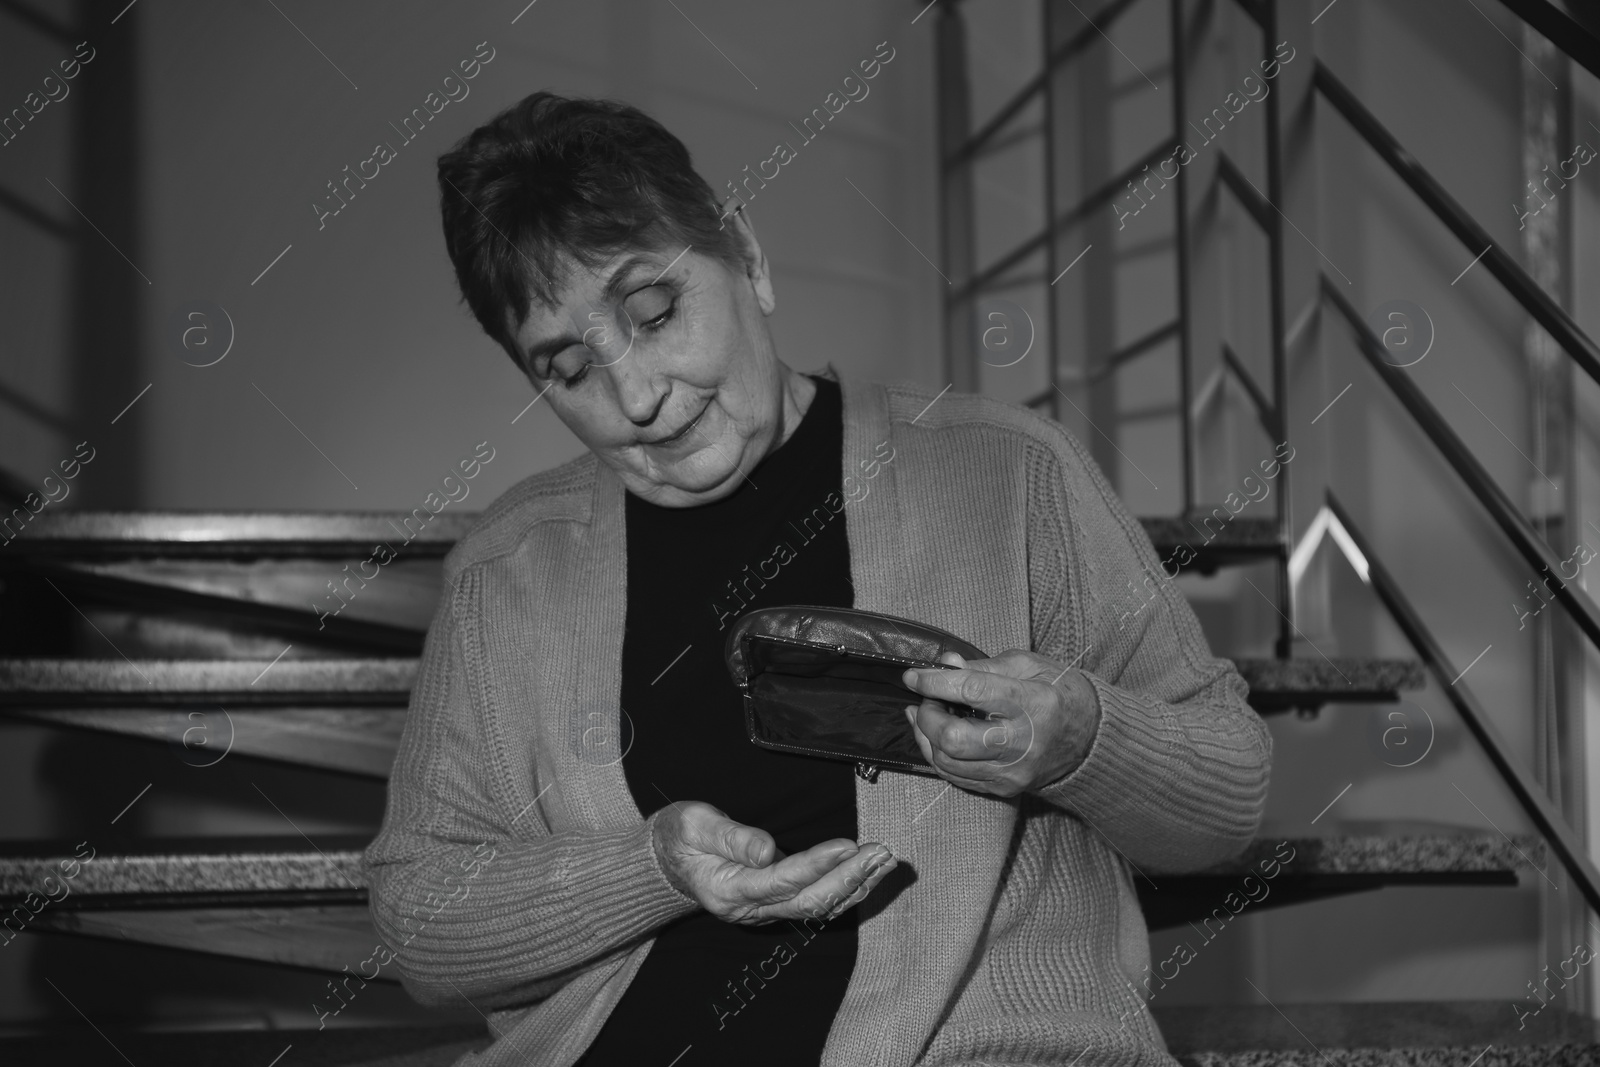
[1023,426,1273,873]
[363,566,699,1010]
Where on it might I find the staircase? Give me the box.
[5,0,1599,1064]
[929,0,1600,1061]
[0,508,1531,1063]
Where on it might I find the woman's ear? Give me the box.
[728,207,776,316]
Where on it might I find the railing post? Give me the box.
[936,5,978,395]
[1263,0,1292,660]
[1170,0,1194,516]
[1043,1,1061,422]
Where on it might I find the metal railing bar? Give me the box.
[1315,62,1600,392]
[1230,0,1268,31]
[1494,0,1600,82]
[0,186,74,241]
[1323,275,1600,653]
[1043,0,1061,422]
[953,139,1173,303]
[1023,321,1179,407]
[946,0,1143,169]
[1115,401,1181,422]
[1327,490,1600,919]
[1099,320,1181,379]
[1111,63,1174,100]
[1216,153,1273,233]
[0,0,75,43]
[969,271,1048,292]
[1221,342,1280,438]
[1171,0,1195,515]
[1261,0,1292,661]
[961,235,1180,298]
[978,122,1045,161]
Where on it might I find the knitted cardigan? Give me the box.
[364,373,1273,1067]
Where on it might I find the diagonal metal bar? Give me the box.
[1025,321,1182,408]
[0,185,74,240]
[1315,62,1600,391]
[1493,0,1600,82]
[954,139,1173,303]
[1220,343,1280,439]
[1091,320,1180,384]
[1215,153,1274,232]
[1258,0,1293,661]
[1327,491,1600,919]
[1323,275,1600,654]
[1230,0,1268,30]
[946,0,1142,169]
[0,0,75,42]
[1171,0,1195,515]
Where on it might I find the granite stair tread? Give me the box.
[0,832,1541,906]
[0,657,415,704]
[1154,1001,1599,1066]
[1236,657,1426,712]
[9,510,1263,556]
[1,510,473,558]
[0,655,1421,706]
[1140,514,1284,569]
[0,1025,491,1066]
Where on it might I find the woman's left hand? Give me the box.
[901,650,1101,798]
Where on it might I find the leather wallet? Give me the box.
[724,605,988,780]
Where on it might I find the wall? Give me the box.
[0,0,944,515]
[0,0,944,1033]
[1204,0,1590,1011]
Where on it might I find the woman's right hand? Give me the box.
[649,801,898,926]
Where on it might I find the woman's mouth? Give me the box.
[645,402,709,449]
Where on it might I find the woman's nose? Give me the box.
[609,359,667,426]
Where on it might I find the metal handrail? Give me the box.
[1322,275,1600,654]
[945,0,1143,169]
[1215,154,1273,232]
[950,139,1173,303]
[1221,343,1280,439]
[1493,0,1600,81]
[1023,320,1181,408]
[1327,491,1600,918]
[1314,61,1600,391]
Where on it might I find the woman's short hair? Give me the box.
[437,91,747,365]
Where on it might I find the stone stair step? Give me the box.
[0,656,1423,708]
[12,511,1269,563]
[2,511,473,559]
[0,1025,490,1066]
[0,654,1427,773]
[0,832,1542,975]
[28,904,383,977]
[1140,514,1284,572]
[1236,657,1427,713]
[25,558,439,652]
[7,706,404,777]
[1154,1000,1598,1066]
[0,835,366,906]
[1,833,1536,912]
[0,657,415,705]
[1139,829,1542,930]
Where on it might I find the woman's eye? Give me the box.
[625,286,675,331]
[542,348,591,388]
[643,300,676,330]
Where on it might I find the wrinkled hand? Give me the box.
[650,800,897,925]
[901,649,1101,798]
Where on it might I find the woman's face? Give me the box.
[511,214,803,508]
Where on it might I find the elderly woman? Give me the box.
[365,92,1271,1067]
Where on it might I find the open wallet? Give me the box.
[724,605,989,781]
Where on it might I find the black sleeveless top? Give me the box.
[575,376,859,1067]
